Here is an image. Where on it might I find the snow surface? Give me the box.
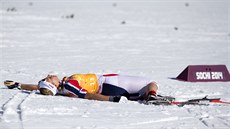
[0,0,230,129]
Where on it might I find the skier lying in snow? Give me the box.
[4,73,161,103]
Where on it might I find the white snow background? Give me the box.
[0,0,230,129]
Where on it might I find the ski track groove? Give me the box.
[185,106,230,129]
[1,90,35,129]
[185,107,212,129]
[1,91,18,118]
[216,116,230,129]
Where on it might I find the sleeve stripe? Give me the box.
[64,82,87,98]
[67,82,81,91]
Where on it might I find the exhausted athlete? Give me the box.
[4,73,161,103]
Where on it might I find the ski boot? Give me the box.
[146,91,175,105]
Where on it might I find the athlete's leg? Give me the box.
[101,75,157,100]
[116,75,156,94]
[101,75,129,96]
[143,82,158,100]
[146,82,158,94]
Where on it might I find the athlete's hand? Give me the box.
[61,76,68,85]
[109,96,121,102]
[4,80,21,89]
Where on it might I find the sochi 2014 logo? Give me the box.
[196,72,224,80]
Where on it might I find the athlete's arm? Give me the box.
[84,93,110,101]
[64,79,121,102]
[21,84,39,91]
[4,80,39,91]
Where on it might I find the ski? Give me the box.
[146,95,230,107]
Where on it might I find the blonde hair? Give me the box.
[39,88,54,96]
